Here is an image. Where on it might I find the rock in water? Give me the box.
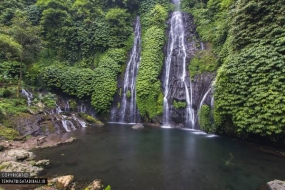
[267,180,285,190]
[86,179,103,190]
[56,175,74,190]
[132,123,144,129]
[35,159,50,167]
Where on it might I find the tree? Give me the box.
[106,8,132,47]
[6,10,42,96]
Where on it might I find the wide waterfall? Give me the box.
[111,16,141,123]
[162,0,195,128]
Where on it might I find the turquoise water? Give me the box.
[35,124,285,190]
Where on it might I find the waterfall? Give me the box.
[21,89,33,106]
[72,114,87,128]
[61,115,76,131]
[200,42,204,50]
[55,103,62,114]
[78,104,87,113]
[64,99,70,112]
[162,0,195,128]
[117,16,141,123]
[199,88,212,110]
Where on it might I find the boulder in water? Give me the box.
[55,175,74,190]
[86,179,103,190]
[35,159,50,167]
[267,180,285,190]
[132,123,144,129]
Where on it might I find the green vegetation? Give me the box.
[78,113,103,125]
[0,125,19,140]
[184,0,285,141]
[32,92,57,108]
[1,0,285,143]
[198,105,215,133]
[0,87,28,118]
[136,26,165,120]
[136,0,169,121]
[188,48,218,80]
[173,100,187,109]
[126,90,131,98]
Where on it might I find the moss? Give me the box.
[188,48,218,80]
[198,105,215,133]
[173,100,187,109]
[0,125,20,140]
[0,91,29,117]
[40,120,55,133]
[78,113,103,125]
[126,90,131,98]
[69,99,77,110]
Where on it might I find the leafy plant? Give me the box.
[173,100,187,109]
[198,105,215,133]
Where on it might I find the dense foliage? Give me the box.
[214,0,285,140]
[188,47,218,80]
[41,48,126,113]
[198,105,214,133]
[187,0,285,141]
[1,0,285,142]
[136,0,169,121]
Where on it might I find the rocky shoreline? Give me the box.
[0,135,106,190]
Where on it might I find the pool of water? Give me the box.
[35,124,285,190]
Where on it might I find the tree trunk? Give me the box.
[17,57,22,98]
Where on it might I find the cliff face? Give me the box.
[161,12,215,127]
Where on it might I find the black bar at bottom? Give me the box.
[0,178,48,184]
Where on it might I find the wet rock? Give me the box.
[267,180,285,190]
[55,175,74,190]
[132,123,144,129]
[13,135,27,141]
[7,149,35,161]
[0,161,42,177]
[86,179,103,190]
[37,102,45,108]
[64,137,76,143]
[35,159,50,167]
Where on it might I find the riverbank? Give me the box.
[0,132,109,190]
[0,135,75,190]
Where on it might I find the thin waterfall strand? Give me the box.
[119,16,141,123]
[199,88,212,110]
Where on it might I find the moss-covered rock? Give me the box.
[78,113,104,125]
[0,125,19,140]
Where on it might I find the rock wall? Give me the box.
[161,13,215,127]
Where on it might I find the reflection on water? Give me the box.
[35,124,285,190]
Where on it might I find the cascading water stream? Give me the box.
[21,89,33,106]
[199,88,212,110]
[118,16,141,123]
[163,0,195,128]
